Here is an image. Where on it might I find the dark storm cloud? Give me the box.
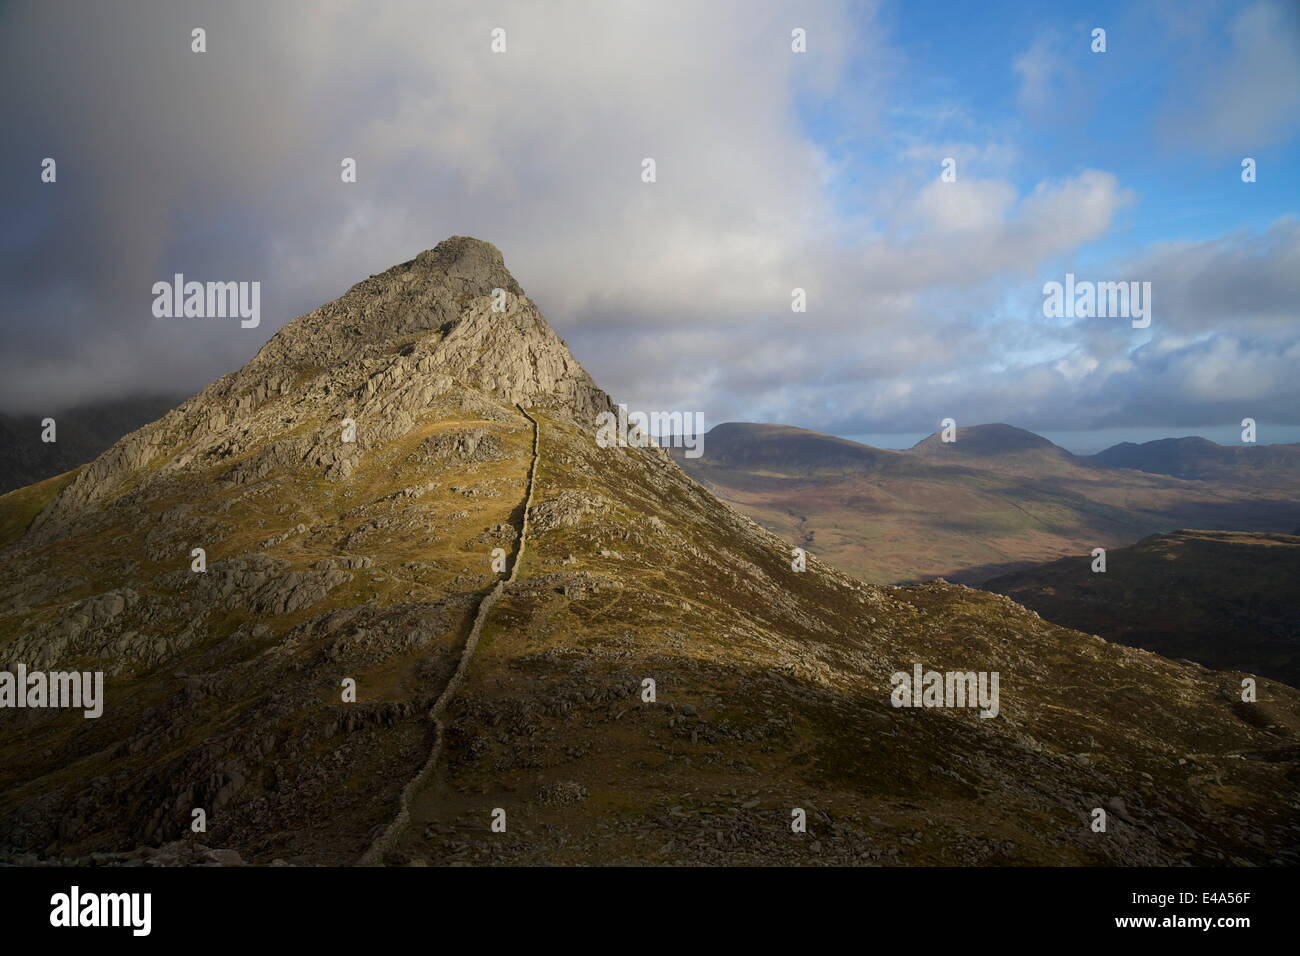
[1,0,1296,438]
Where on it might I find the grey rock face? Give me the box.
[26,237,613,542]
[528,491,610,533]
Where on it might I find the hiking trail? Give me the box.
[357,405,540,865]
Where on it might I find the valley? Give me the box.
[673,422,1300,585]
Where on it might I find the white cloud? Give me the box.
[1160,0,1300,150]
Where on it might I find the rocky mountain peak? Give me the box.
[27,239,612,536]
[247,236,577,391]
[407,236,523,294]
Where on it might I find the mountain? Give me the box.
[985,530,1300,688]
[0,395,186,495]
[911,423,1075,469]
[701,422,903,473]
[2,238,1297,867]
[674,422,1300,585]
[1091,436,1300,482]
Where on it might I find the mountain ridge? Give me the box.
[1090,435,1300,481]
[674,420,1300,584]
[698,422,905,473]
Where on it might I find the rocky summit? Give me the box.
[1,238,1297,867]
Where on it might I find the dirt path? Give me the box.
[356,405,540,865]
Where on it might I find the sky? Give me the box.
[2,0,1297,452]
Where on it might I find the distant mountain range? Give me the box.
[1092,436,1300,481]
[673,422,1300,584]
[0,396,187,495]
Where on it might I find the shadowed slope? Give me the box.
[1091,437,1300,483]
[986,531,1300,687]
